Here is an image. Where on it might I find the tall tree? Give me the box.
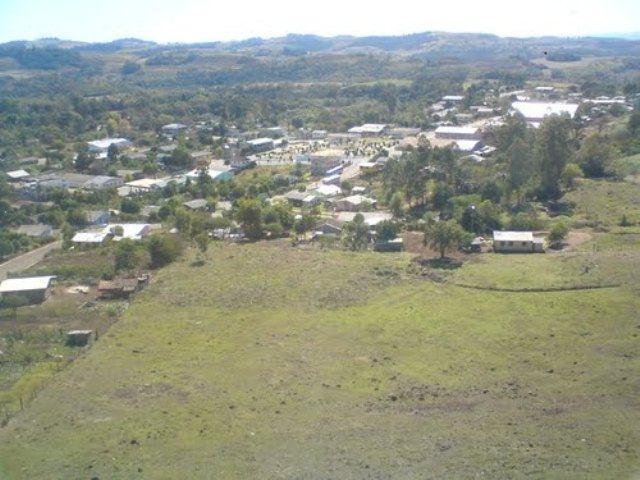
[506,138,534,204]
[107,143,119,162]
[576,134,612,178]
[341,213,369,251]
[424,219,467,259]
[236,198,263,239]
[536,115,574,199]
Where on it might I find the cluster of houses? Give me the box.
[4,83,622,277]
[72,223,153,246]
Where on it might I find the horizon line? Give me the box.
[2,29,640,46]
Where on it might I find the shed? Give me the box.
[98,278,142,299]
[373,238,404,252]
[66,330,93,347]
[0,276,55,305]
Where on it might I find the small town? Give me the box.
[0,2,639,478]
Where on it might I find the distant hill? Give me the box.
[0,31,639,73]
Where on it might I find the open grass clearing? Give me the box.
[0,242,637,479]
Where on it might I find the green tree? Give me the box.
[389,191,404,218]
[0,176,10,199]
[628,111,640,135]
[576,134,611,178]
[376,220,398,243]
[107,143,119,162]
[142,161,158,176]
[506,138,534,204]
[121,61,141,75]
[147,235,183,268]
[423,219,467,259]
[174,209,192,233]
[548,221,569,248]
[264,222,284,238]
[121,198,141,214]
[293,215,315,235]
[0,237,13,260]
[114,239,147,271]
[166,147,193,170]
[236,198,263,239]
[495,114,529,152]
[67,208,87,226]
[432,182,453,211]
[561,163,584,189]
[341,213,369,251]
[461,205,482,234]
[536,115,574,199]
[194,232,210,257]
[480,181,502,204]
[75,150,93,171]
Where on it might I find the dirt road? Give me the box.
[0,241,61,281]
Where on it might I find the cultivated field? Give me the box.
[0,231,638,478]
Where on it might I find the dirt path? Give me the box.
[0,240,62,281]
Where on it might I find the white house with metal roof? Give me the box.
[87,138,133,154]
[0,276,56,304]
[435,126,482,140]
[72,230,111,246]
[6,169,31,181]
[493,231,545,253]
[511,102,580,126]
[347,124,389,136]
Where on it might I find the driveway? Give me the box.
[0,240,62,281]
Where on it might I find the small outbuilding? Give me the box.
[66,330,93,347]
[97,274,149,299]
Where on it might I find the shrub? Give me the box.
[619,214,634,227]
[548,221,569,248]
[147,235,184,268]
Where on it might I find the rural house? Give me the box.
[161,123,187,136]
[334,195,377,212]
[510,102,580,126]
[435,126,482,141]
[15,224,54,239]
[72,230,111,247]
[87,138,133,155]
[493,231,545,253]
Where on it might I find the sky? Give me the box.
[0,0,639,44]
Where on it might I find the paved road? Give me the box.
[0,240,62,281]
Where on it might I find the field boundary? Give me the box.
[451,283,621,293]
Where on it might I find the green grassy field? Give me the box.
[0,238,638,479]
[564,178,640,227]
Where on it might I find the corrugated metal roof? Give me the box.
[493,231,534,242]
[0,276,55,293]
[7,169,30,179]
[511,102,579,120]
[72,231,110,243]
[435,126,479,135]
